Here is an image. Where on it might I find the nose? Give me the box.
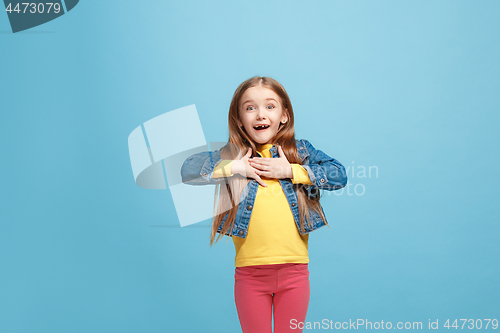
[256,107,267,120]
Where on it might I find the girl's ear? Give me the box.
[281,109,289,124]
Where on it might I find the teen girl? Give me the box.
[181,76,347,333]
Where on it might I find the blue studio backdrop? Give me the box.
[1,1,499,332]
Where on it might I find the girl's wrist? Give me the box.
[231,160,242,175]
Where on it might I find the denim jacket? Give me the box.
[180,139,347,238]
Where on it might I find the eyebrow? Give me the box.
[241,98,278,105]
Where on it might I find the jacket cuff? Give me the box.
[213,160,234,178]
[301,164,327,187]
[200,151,223,181]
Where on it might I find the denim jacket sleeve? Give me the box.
[180,149,224,185]
[299,139,348,196]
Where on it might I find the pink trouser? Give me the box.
[234,263,310,333]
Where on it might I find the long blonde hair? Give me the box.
[210,76,328,245]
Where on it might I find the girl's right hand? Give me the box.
[231,148,268,187]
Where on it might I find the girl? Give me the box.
[181,76,347,333]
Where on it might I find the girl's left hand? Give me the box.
[248,146,293,179]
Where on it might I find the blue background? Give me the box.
[1,1,499,332]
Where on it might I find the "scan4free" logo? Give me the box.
[3,0,79,33]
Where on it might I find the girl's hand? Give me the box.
[248,146,293,180]
[231,148,268,187]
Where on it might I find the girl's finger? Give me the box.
[252,158,268,165]
[254,175,267,187]
[249,163,262,172]
[278,146,287,159]
[259,170,270,177]
[251,162,267,170]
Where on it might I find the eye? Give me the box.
[246,106,255,111]
[267,104,275,109]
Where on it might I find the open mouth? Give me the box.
[253,124,270,132]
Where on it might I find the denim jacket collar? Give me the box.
[255,142,309,162]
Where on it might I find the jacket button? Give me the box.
[320,178,325,183]
[291,203,296,207]
[247,205,252,210]
[202,172,208,177]
[238,230,244,236]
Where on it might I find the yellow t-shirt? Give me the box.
[213,144,313,267]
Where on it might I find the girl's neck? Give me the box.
[256,142,274,150]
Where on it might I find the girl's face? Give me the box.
[238,85,288,145]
